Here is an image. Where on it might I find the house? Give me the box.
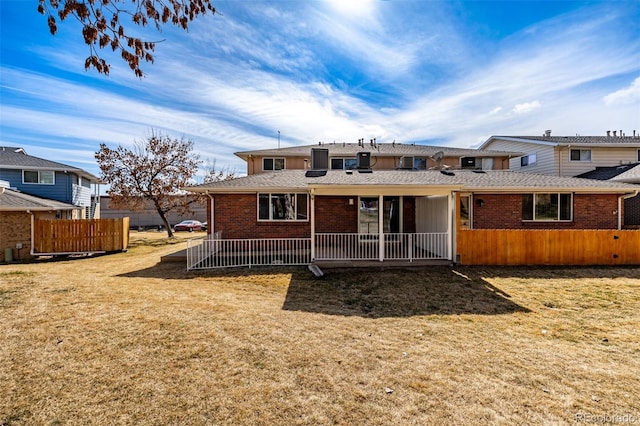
[576,163,640,227]
[479,131,640,227]
[479,131,640,176]
[236,142,523,175]
[186,150,640,268]
[0,146,102,219]
[0,181,81,261]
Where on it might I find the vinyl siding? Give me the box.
[560,147,639,177]
[0,168,75,204]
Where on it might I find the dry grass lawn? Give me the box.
[1,231,639,425]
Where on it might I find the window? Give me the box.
[460,195,471,229]
[330,158,357,170]
[258,193,308,221]
[23,170,55,184]
[570,149,591,162]
[637,149,640,162]
[263,158,285,171]
[522,193,572,221]
[520,153,537,167]
[414,157,427,170]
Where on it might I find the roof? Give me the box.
[0,146,101,182]
[187,169,640,195]
[480,135,640,149]
[0,187,81,211]
[576,163,640,184]
[234,143,523,161]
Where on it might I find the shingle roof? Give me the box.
[575,163,640,184]
[235,143,523,159]
[0,146,101,182]
[0,187,80,211]
[483,135,640,147]
[188,169,640,194]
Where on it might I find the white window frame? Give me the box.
[330,158,357,170]
[460,194,472,229]
[23,170,55,185]
[257,193,309,222]
[262,158,285,171]
[522,193,573,222]
[569,149,591,162]
[520,153,537,167]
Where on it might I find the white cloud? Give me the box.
[603,76,640,106]
[513,101,541,114]
[489,107,503,115]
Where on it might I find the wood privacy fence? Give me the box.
[457,229,640,265]
[33,218,130,255]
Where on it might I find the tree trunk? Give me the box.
[156,208,174,238]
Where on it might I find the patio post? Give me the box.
[310,191,315,261]
[379,194,384,262]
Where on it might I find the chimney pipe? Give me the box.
[607,130,611,137]
[620,129,623,137]
[613,130,617,137]
[544,129,551,137]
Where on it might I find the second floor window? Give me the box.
[570,149,591,162]
[331,158,357,170]
[520,153,537,167]
[263,158,285,171]
[23,170,55,184]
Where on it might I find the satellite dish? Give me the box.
[429,151,445,169]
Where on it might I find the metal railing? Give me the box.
[187,234,311,270]
[186,232,449,270]
[315,232,449,261]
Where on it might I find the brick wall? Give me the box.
[0,211,33,261]
[314,196,358,233]
[213,193,310,239]
[473,193,620,229]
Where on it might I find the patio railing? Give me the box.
[315,233,449,261]
[187,234,311,270]
[186,232,450,270]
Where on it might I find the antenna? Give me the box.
[277,130,280,149]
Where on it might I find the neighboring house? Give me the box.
[576,163,640,227]
[187,155,640,267]
[236,142,523,175]
[0,146,102,219]
[479,131,640,226]
[100,196,207,229]
[479,131,640,176]
[0,181,81,261]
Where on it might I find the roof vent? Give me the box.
[440,170,455,176]
[305,170,327,178]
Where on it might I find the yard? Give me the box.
[1,232,639,425]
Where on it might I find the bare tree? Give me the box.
[37,0,217,77]
[201,157,236,184]
[95,132,201,237]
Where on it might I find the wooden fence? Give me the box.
[33,217,130,255]
[456,229,640,265]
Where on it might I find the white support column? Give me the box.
[310,191,316,261]
[379,194,384,262]
[447,193,453,261]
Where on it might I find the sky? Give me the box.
[1,0,639,182]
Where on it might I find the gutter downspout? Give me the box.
[206,192,214,236]
[618,190,639,230]
[310,189,315,261]
[28,210,35,256]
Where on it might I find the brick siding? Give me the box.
[473,193,621,229]
[0,212,33,261]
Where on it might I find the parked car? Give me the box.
[173,220,203,232]
[201,222,207,231]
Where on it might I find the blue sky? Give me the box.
[1,0,639,180]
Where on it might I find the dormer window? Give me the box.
[263,158,285,171]
[23,170,55,184]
